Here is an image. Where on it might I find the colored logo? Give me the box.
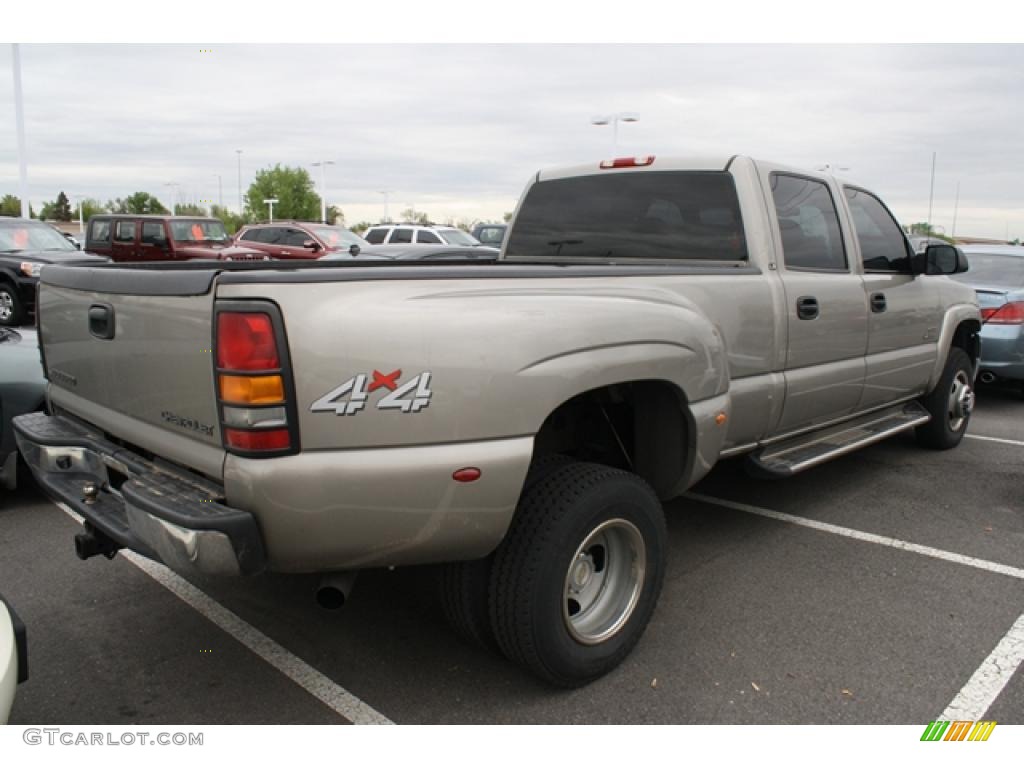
[920,720,996,742]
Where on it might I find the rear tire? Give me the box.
[437,453,573,650]
[915,347,975,449]
[0,283,24,327]
[489,461,666,687]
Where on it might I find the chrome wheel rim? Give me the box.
[0,291,12,321]
[563,518,646,645]
[948,370,974,432]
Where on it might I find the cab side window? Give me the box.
[416,230,442,244]
[141,222,166,245]
[771,174,847,271]
[90,220,111,243]
[114,221,137,243]
[844,187,913,273]
[283,229,309,247]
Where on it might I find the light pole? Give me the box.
[311,160,335,224]
[263,198,279,222]
[952,180,961,239]
[164,182,180,215]
[11,45,30,218]
[236,149,243,214]
[927,152,936,235]
[213,174,223,209]
[817,164,850,174]
[378,190,394,223]
[590,112,639,154]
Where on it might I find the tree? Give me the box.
[39,201,58,220]
[350,221,372,235]
[244,165,321,221]
[503,211,513,223]
[399,208,430,225]
[108,192,169,215]
[75,198,107,222]
[327,206,343,226]
[175,203,209,216]
[0,195,33,218]
[55,191,72,221]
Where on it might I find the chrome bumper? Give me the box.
[13,411,265,576]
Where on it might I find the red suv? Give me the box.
[235,221,369,259]
[85,215,268,262]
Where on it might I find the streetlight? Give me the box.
[263,198,279,222]
[236,149,243,214]
[378,190,394,222]
[816,164,850,174]
[11,45,30,219]
[311,160,335,224]
[164,182,180,215]
[590,112,639,154]
[213,174,223,209]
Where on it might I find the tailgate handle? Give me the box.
[88,303,115,340]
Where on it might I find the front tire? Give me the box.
[0,283,24,327]
[489,461,666,687]
[916,347,975,449]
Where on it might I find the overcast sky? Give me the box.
[1,44,1022,238]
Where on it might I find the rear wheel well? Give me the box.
[531,381,691,499]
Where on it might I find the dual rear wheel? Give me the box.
[440,459,666,687]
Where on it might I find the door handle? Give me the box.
[796,296,819,320]
[871,292,887,313]
[89,303,115,340]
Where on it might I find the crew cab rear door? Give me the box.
[759,165,868,433]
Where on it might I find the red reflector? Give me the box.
[452,467,482,483]
[225,428,291,452]
[984,301,1024,325]
[217,312,280,370]
[599,155,655,169]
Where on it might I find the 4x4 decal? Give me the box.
[311,369,433,416]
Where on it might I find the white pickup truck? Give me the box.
[15,154,980,686]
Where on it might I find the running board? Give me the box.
[747,402,931,478]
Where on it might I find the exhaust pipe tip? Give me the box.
[315,571,358,610]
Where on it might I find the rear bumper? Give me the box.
[978,325,1024,382]
[12,411,265,576]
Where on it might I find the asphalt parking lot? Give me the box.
[1,386,1022,725]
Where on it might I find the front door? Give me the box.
[842,186,941,409]
[762,168,869,434]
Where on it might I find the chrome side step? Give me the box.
[747,401,931,478]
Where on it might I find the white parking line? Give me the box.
[940,613,1024,721]
[683,492,1024,581]
[55,501,394,726]
[966,433,1024,448]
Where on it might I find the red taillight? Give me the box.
[217,312,280,370]
[599,155,655,169]
[224,428,291,452]
[983,301,1024,325]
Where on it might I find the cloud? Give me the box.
[0,44,1021,237]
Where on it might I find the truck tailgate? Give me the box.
[38,265,225,480]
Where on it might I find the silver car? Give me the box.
[953,245,1024,392]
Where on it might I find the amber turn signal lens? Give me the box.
[219,374,285,405]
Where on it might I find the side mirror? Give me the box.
[920,243,968,275]
[303,240,321,252]
[349,244,361,257]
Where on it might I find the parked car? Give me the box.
[952,245,1024,393]
[334,244,500,261]
[0,217,107,326]
[0,592,28,724]
[14,155,979,687]
[235,221,369,260]
[362,223,483,247]
[85,215,268,263]
[470,222,508,247]
[0,327,46,490]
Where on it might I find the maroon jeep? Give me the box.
[85,215,268,262]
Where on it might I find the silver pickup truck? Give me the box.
[15,155,980,686]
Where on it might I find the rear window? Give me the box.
[505,171,748,261]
